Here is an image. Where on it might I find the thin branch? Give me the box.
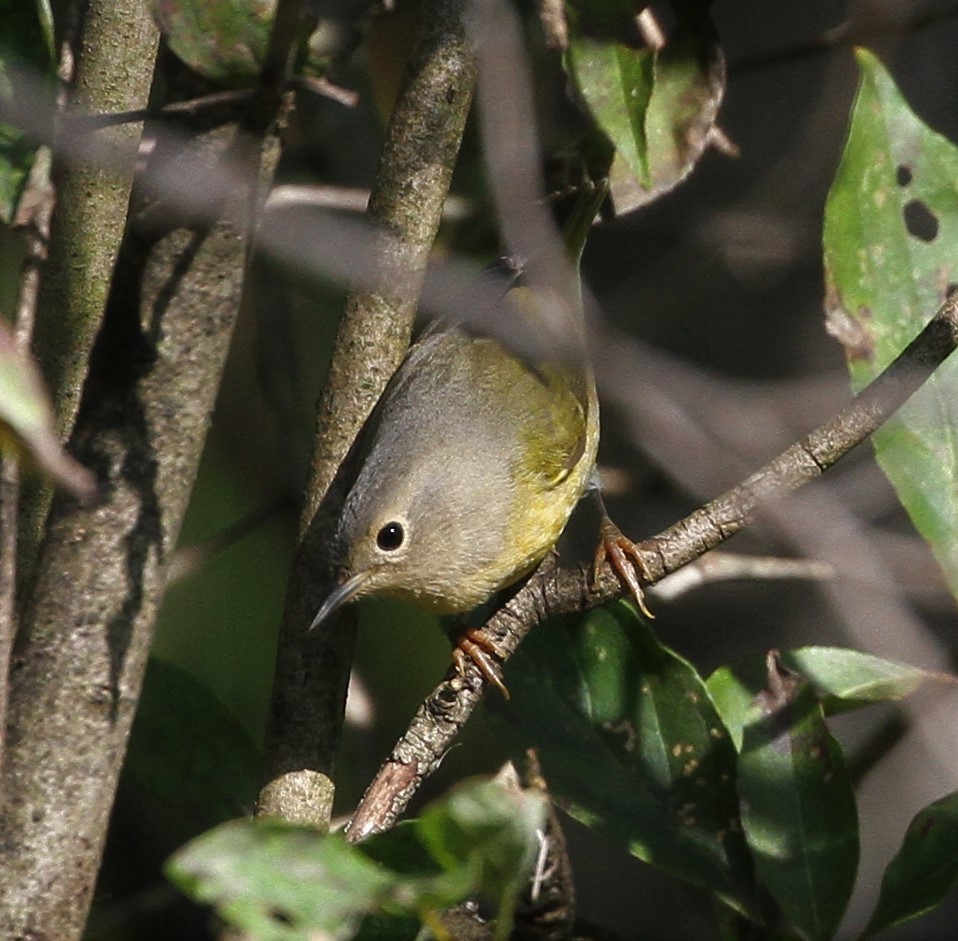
[34,76,358,136]
[513,751,577,939]
[60,89,257,132]
[347,292,958,839]
[649,551,833,602]
[257,0,478,829]
[619,293,958,587]
[261,0,318,97]
[265,183,472,219]
[11,148,57,343]
[292,75,360,108]
[74,0,313,139]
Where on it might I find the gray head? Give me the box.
[311,328,518,628]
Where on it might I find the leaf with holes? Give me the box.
[490,602,758,917]
[167,776,546,941]
[823,49,958,597]
[864,790,958,936]
[737,655,859,941]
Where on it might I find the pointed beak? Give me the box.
[309,571,371,631]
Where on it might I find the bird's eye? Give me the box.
[376,521,405,551]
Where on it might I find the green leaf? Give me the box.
[151,0,275,87]
[566,39,654,185]
[168,776,546,941]
[169,821,399,941]
[708,647,939,750]
[417,773,546,908]
[781,647,939,710]
[565,28,724,214]
[123,658,262,836]
[707,659,767,753]
[0,0,56,222]
[864,791,958,936]
[491,602,758,917]
[0,321,95,500]
[823,49,958,598]
[737,656,859,941]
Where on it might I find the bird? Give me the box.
[310,185,650,693]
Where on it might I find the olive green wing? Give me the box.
[514,359,592,490]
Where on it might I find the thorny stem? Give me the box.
[347,292,958,840]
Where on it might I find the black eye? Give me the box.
[376,521,405,551]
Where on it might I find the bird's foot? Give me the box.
[451,625,510,699]
[593,519,655,619]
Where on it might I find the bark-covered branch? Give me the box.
[257,0,477,828]
[17,0,160,582]
[347,291,958,840]
[0,11,296,937]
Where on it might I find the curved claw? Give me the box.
[451,627,510,699]
[593,521,655,619]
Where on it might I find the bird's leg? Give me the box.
[451,624,511,699]
[591,489,655,619]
